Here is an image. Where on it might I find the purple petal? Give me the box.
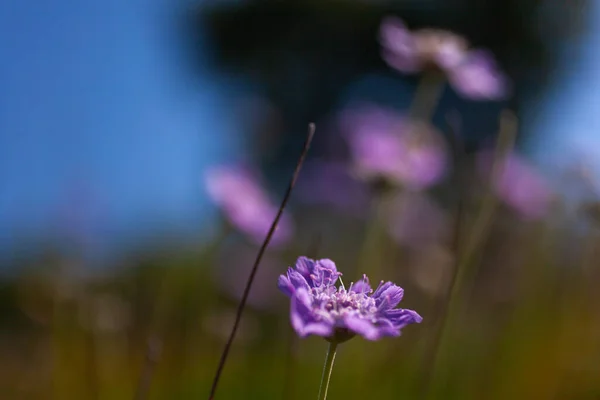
[290,288,333,338]
[372,281,393,299]
[312,259,341,287]
[295,256,316,280]
[277,274,294,297]
[350,275,372,294]
[379,17,420,73]
[205,166,294,245]
[373,283,404,309]
[385,308,423,327]
[301,322,335,337]
[343,315,382,341]
[434,37,468,70]
[448,49,509,100]
[287,268,311,292]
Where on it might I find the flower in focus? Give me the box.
[379,17,509,100]
[477,151,553,219]
[340,105,447,189]
[205,165,293,246]
[278,256,422,342]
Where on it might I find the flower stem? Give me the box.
[408,71,446,122]
[207,123,316,400]
[317,342,338,400]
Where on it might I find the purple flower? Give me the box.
[447,50,510,100]
[379,17,468,73]
[204,165,293,246]
[340,105,447,189]
[379,17,510,100]
[278,257,422,342]
[477,151,553,219]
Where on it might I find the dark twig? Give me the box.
[208,123,316,400]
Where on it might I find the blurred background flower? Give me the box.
[340,104,448,189]
[204,165,293,246]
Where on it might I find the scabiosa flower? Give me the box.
[205,165,293,246]
[379,17,509,100]
[477,151,553,219]
[340,105,448,190]
[278,257,422,343]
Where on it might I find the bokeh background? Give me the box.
[2,0,600,399]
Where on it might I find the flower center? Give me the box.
[311,287,378,323]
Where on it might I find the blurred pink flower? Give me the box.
[379,17,510,100]
[477,151,553,219]
[340,105,448,190]
[447,50,510,100]
[380,17,468,73]
[204,165,293,246]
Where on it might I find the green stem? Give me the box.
[317,342,338,400]
[408,71,446,122]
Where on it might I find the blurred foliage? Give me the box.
[2,196,600,399]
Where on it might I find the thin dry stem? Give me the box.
[207,123,316,400]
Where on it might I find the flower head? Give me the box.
[379,17,510,100]
[205,165,293,246]
[278,257,422,342]
[379,17,468,73]
[340,105,447,189]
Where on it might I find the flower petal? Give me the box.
[373,282,403,308]
[287,268,310,292]
[290,288,313,335]
[295,256,316,280]
[385,308,423,326]
[342,315,382,340]
[302,322,334,337]
[290,288,333,338]
[379,17,420,73]
[277,274,294,297]
[448,49,509,100]
[350,275,372,294]
[314,259,341,287]
[373,281,393,298]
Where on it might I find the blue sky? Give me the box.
[0,0,243,257]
